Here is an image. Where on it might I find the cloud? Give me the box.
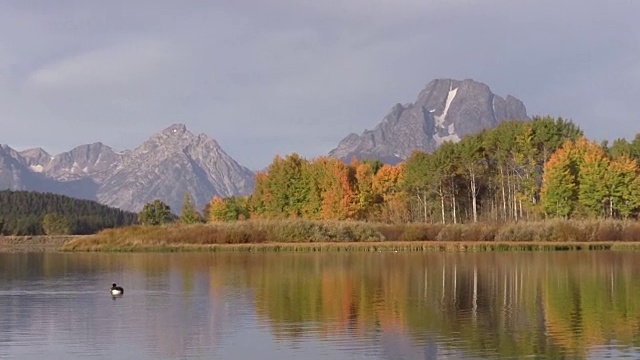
[25,39,176,90]
[1,0,639,170]
[274,0,479,23]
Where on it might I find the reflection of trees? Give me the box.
[5,251,640,358]
[245,252,640,358]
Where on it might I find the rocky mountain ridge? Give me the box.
[329,78,529,163]
[1,78,530,212]
[0,124,255,212]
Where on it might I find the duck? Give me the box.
[110,283,124,296]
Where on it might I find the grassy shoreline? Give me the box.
[0,235,81,252]
[59,240,640,252]
[55,219,640,252]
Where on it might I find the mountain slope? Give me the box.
[0,145,42,190]
[1,124,255,212]
[97,124,254,212]
[329,78,529,163]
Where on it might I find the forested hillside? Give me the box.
[209,116,640,223]
[0,190,138,235]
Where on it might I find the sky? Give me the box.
[1,1,639,170]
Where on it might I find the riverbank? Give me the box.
[0,235,80,252]
[58,219,640,252]
[59,240,640,252]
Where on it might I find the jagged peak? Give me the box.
[67,142,113,152]
[330,77,529,163]
[19,147,51,157]
[134,123,195,152]
[161,123,189,135]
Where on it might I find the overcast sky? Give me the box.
[1,1,639,169]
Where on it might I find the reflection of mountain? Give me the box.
[3,252,640,358]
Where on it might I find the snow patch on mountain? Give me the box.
[435,85,458,127]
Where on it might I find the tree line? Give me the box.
[0,190,138,235]
[200,116,640,224]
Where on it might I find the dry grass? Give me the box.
[58,219,640,252]
[0,235,80,252]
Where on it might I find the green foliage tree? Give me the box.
[607,156,640,218]
[251,154,311,218]
[607,138,632,160]
[630,134,640,162]
[138,200,173,225]
[458,135,485,222]
[403,151,437,223]
[42,213,71,235]
[180,192,202,224]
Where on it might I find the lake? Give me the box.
[1,251,640,359]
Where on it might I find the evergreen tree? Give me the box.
[138,200,173,225]
[0,190,137,235]
[180,192,202,224]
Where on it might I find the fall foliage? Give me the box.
[204,116,640,223]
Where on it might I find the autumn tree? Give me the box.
[576,139,609,217]
[540,141,578,218]
[373,163,406,222]
[209,196,250,222]
[316,157,357,220]
[42,213,71,235]
[352,159,377,219]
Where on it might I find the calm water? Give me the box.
[2,251,640,359]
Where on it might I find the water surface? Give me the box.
[1,251,640,359]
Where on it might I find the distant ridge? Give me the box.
[0,124,255,212]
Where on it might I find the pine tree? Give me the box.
[180,192,202,224]
[139,200,173,225]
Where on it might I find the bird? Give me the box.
[110,283,124,296]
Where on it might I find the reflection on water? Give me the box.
[1,251,640,359]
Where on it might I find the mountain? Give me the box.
[0,145,43,190]
[97,124,254,212]
[329,78,529,163]
[37,142,123,182]
[0,124,255,212]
